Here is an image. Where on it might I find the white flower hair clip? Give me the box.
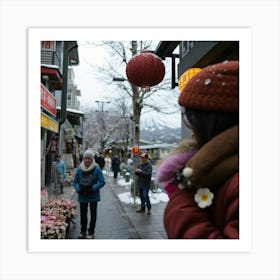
[194,187,214,208]
[176,167,214,208]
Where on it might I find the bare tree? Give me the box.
[85,40,180,146]
[83,108,117,153]
[110,96,134,163]
[83,98,133,159]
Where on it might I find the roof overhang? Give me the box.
[41,66,63,90]
[154,41,180,59]
[56,107,84,126]
[65,41,79,65]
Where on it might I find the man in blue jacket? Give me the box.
[135,152,153,215]
[55,155,66,194]
[73,149,105,239]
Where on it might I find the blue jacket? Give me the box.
[56,160,66,174]
[73,166,105,203]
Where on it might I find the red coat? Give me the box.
[163,125,239,239]
[164,172,239,239]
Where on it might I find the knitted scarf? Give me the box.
[80,160,97,172]
[186,125,239,188]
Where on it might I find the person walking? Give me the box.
[159,60,239,239]
[104,154,112,175]
[95,152,105,170]
[135,152,153,215]
[55,155,66,194]
[111,154,121,179]
[73,149,105,239]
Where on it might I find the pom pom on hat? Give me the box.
[178,61,239,112]
[83,149,94,160]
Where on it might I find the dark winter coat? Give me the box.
[111,157,120,172]
[135,161,152,188]
[95,156,105,169]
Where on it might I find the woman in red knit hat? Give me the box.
[157,60,239,239]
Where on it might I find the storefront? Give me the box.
[56,107,84,169]
[40,84,59,188]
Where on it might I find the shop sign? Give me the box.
[41,83,56,117]
[181,41,196,58]
[41,112,59,133]
[41,41,56,51]
[178,68,201,92]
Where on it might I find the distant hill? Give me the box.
[140,118,181,144]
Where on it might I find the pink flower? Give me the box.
[41,198,78,239]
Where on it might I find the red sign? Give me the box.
[131,145,140,155]
[41,83,56,117]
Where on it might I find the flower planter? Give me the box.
[41,198,78,239]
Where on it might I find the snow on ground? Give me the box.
[117,177,169,205]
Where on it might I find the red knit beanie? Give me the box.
[178,61,239,112]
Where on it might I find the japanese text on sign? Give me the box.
[41,84,56,117]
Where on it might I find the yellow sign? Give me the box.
[41,112,59,133]
[178,68,201,92]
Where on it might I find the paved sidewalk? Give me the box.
[108,175,167,239]
[47,173,168,239]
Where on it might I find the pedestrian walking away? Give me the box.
[95,152,105,170]
[55,155,66,194]
[157,60,239,239]
[111,154,121,179]
[135,152,152,215]
[73,149,105,239]
[104,154,112,175]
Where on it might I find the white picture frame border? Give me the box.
[28,27,252,253]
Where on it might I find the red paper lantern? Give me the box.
[131,145,140,155]
[126,51,165,88]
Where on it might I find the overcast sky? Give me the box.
[73,41,182,128]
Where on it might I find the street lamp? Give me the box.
[60,42,78,125]
[112,77,127,82]
[95,100,111,112]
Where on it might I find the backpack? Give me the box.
[78,169,95,196]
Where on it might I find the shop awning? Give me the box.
[56,107,84,126]
[41,66,63,84]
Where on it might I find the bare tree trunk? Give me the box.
[130,41,142,146]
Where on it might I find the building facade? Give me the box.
[40,41,81,189]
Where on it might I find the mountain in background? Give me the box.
[140,117,181,144]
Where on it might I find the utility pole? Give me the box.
[95,100,111,113]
